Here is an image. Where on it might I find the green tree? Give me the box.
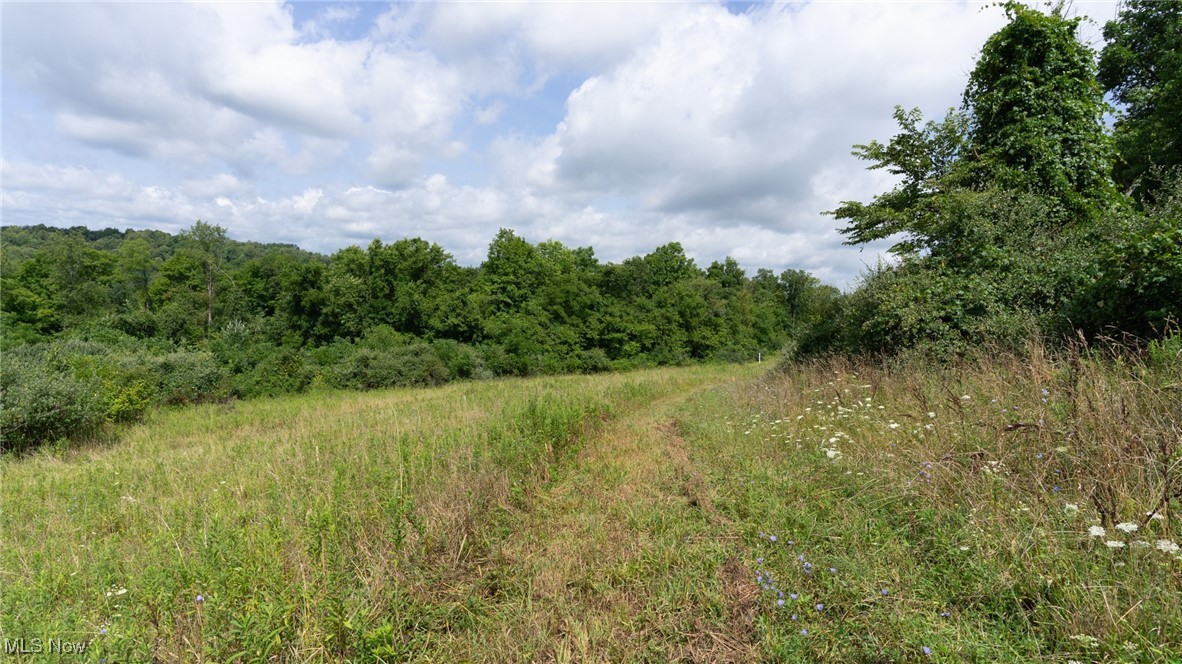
[180,220,229,336]
[1099,0,1182,198]
[828,3,1125,355]
[963,2,1120,220]
[118,237,157,312]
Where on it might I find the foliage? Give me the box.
[1078,171,1182,335]
[963,2,1119,220]
[0,348,107,453]
[827,3,1144,357]
[1099,0,1182,199]
[1,220,837,450]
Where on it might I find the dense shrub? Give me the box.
[234,348,313,398]
[151,351,230,405]
[1,351,106,453]
[328,344,449,390]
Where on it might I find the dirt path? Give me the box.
[433,386,762,662]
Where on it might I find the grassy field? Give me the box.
[676,339,1182,662]
[0,363,761,661]
[3,339,1180,662]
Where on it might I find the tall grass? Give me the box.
[0,367,722,661]
[677,334,1182,661]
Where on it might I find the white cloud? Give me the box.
[1,1,1124,287]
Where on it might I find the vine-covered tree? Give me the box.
[829,2,1129,354]
[963,2,1120,220]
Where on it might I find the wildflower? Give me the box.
[790,593,798,600]
[1156,540,1180,554]
[1130,540,1150,549]
[881,589,889,596]
[1088,526,1106,538]
[927,412,936,419]
[816,603,824,611]
[1148,512,1165,521]
[196,595,205,603]
[1041,388,1049,396]
[770,535,778,543]
[1115,522,1138,534]
[1105,540,1125,549]
[100,627,108,635]
[940,611,950,618]
[923,646,932,656]
[777,599,785,606]
[1053,486,1060,492]
[829,567,836,574]
[888,422,900,430]
[1064,503,1080,516]
[756,558,764,565]
[801,629,808,635]
[791,614,798,620]
[961,394,970,400]
[1035,453,1044,459]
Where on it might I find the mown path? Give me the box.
[433,373,764,662]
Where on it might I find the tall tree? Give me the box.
[1099,0,1182,199]
[835,3,1120,252]
[180,220,228,336]
[962,1,1119,220]
[118,237,156,312]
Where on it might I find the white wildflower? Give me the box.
[1115,522,1138,534]
[1070,634,1099,648]
[1130,540,1150,549]
[1156,540,1180,554]
[888,422,900,430]
[1064,503,1080,516]
[927,412,937,418]
[961,394,971,400]
[1088,525,1106,538]
[1105,540,1125,549]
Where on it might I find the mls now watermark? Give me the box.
[4,637,90,655]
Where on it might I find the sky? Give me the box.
[1,1,1121,287]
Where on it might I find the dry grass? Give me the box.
[676,334,1182,661]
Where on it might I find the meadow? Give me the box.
[676,336,1182,662]
[2,336,1180,662]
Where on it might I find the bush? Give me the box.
[431,339,485,380]
[151,352,230,405]
[1,352,106,454]
[328,344,448,390]
[235,348,313,398]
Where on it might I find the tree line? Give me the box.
[0,223,836,452]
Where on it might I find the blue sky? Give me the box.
[1,1,1119,286]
